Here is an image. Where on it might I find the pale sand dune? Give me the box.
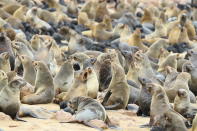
[0,104,149,131]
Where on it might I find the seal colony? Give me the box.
[2,0,197,130]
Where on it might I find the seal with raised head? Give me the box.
[137,77,152,116]
[0,79,26,119]
[102,58,130,110]
[21,61,55,104]
[174,88,197,123]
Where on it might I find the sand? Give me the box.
[0,104,150,131]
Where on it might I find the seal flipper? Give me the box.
[101,90,112,105]
[150,126,165,131]
[25,109,49,119]
[104,102,121,110]
[15,112,27,122]
[19,106,52,119]
[60,119,78,123]
[140,123,151,128]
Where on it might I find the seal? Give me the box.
[21,61,55,104]
[61,96,115,130]
[0,79,26,119]
[102,58,130,110]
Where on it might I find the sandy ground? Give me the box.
[0,104,150,131]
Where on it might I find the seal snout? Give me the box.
[177,89,187,97]
[145,83,154,93]
[12,42,21,49]
[73,63,80,71]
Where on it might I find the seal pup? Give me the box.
[84,67,99,99]
[61,96,115,130]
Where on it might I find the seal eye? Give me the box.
[90,58,96,64]
[136,53,140,57]
[73,56,78,61]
